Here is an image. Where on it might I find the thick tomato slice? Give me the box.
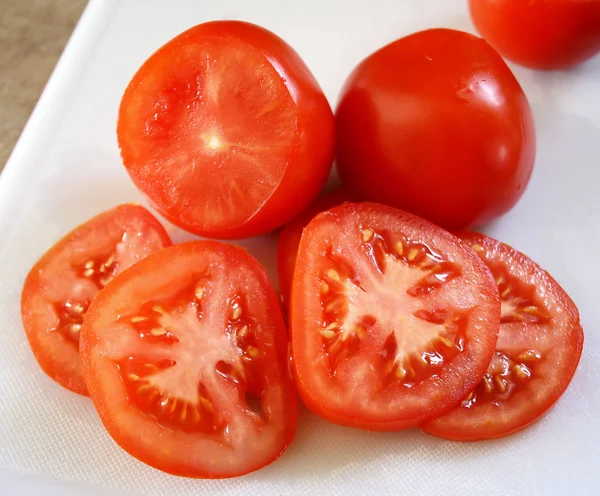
[277,189,353,306]
[118,21,334,239]
[291,203,500,430]
[80,241,297,478]
[20,204,171,396]
[422,232,584,441]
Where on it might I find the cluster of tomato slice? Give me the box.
[21,18,587,479]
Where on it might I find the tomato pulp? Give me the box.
[277,189,353,307]
[291,203,500,430]
[80,241,297,478]
[118,21,335,239]
[21,204,171,395]
[336,28,536,231]
[422,232,584,440]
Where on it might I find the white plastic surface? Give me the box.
[1,0,599,494]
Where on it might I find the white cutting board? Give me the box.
[1,0,599,494]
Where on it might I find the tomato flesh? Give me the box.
[422,232,584,440]
[80,241,296,478]
[277,189,353,307]
[291,203,500,430]
[20,204,171,395]
[118,21,334,239]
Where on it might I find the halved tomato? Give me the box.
[118,21,335,239]
[277,189,353,306]
[21,204,171,396]
[422,232,584,440]
[80,241,297,478]
[291,203,500,430]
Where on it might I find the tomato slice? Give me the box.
[80,241,297,478]
[421,232,584,440]
[118,21,334,239]
[291,203,500,430]
[20,204,171,396]
[277,189,353,307]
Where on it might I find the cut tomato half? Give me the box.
[422,232,584,440]
[291,203,500,430]
[20,204,171,396]
[80,241,297,478]
[118,21,334,239]
[277,189,353,307]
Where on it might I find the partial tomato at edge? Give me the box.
[291,203,500,431]
[335,28,535,231]
[80,241,297,478]
[20,204,172,396]
[469,0,600,70]
[277,189,353,307]
[118,21,335,239]
[422,232,584,441]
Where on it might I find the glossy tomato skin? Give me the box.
[470,0,600,70]
[336,28,536,231]
[277,189,353,307]
[20,204,171,396]
[291,203,500,431]
[81,241,297,478]
[118,21,335,239]
[422,232,584,441]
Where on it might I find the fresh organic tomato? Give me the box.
[118,21,335,239]
[80,241,297,478]
[277,189,353,306]
[422,232,583,441]
[335,28,536,231]
[470,0,600,70]
[20,204,171,396]
[291,203,500,430]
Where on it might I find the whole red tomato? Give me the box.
[335,29,536,231]
[470,0,600,70]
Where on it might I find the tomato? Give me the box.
[277,189,353,307]
[422,232,584,441]
[470,0,600,70]
[118,21,335,239]
[80,241,297,478]
[290,203,500,430]
[20,204,171,396]
[335,28,536,231]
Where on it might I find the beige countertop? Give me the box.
[0,0,87,171]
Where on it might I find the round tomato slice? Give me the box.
[291,203,500,431]
[80,241,297,478]
[422,232,584,441]
[20,204,171,396]
[118,21,335,239]
[277,189,353,307]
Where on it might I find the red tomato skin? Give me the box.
[20,204,171,396]
[118,21,335,239]
[470,0,600,70]
[277,189,353,307]
[335,28,536,231]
